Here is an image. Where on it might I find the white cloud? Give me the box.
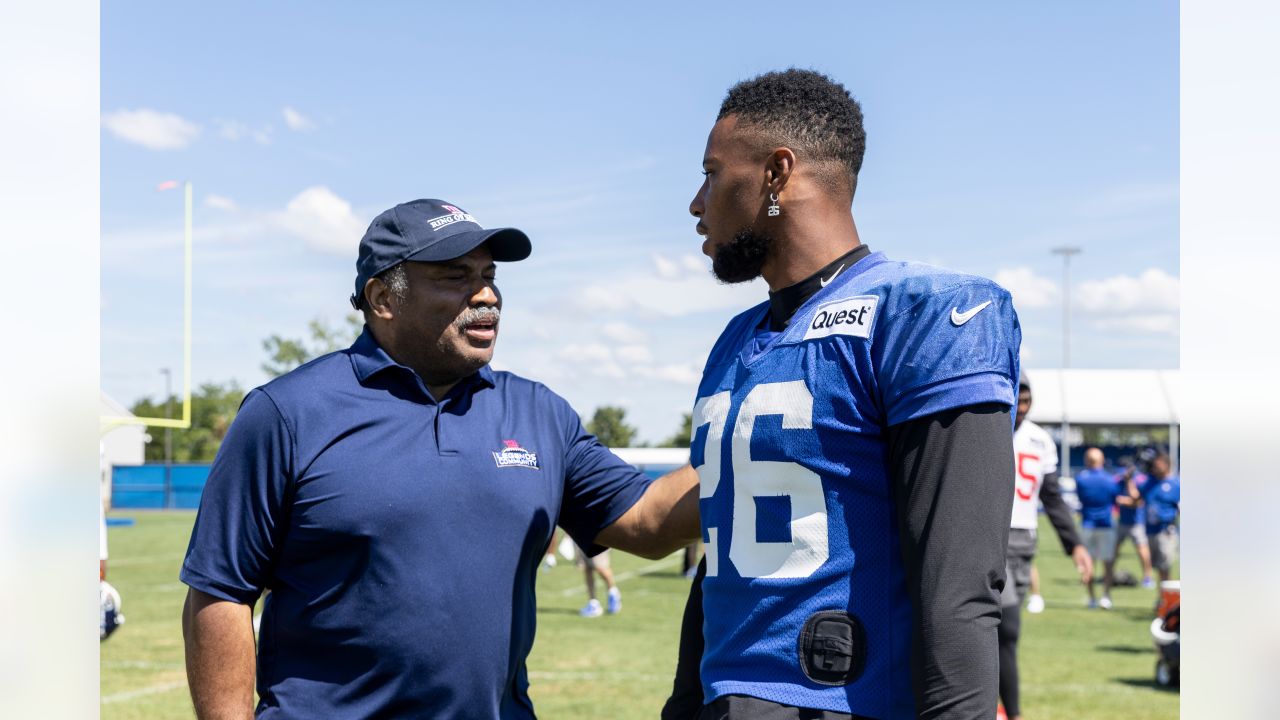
[270,186,367,255]
[215,119,273,145]
[282,106,314,131]
[1077,268,1179,313]
[652,252,710,281]
[1094,314,1178,335]
[576,265,762,318]
[653,254,681,279]
[204,194,237,212]
[558,342,613,364]
[634,363,702,385]
[550,338,699,386]
[994,266,1058,309]
[215,119,246,141]
[555,345,626,378]
[681,254,708,274]
[1076,268,1179,336]
[616,344,653,364]
[601,322,646,344]
[102,108,200,150]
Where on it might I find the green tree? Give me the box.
[659,412,693,448]
[585,405,640,448]
[262,313,363,377]
[130,381,246,462]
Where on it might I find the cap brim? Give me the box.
[405,227,531,264]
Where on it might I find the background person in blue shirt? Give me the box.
[180,199,701,720]
[1142,453,1181,589]
[1112,463,1155,588]
[1075,448,1121,609]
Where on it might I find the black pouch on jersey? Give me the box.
[797,610,867,686]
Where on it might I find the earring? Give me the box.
[767,193,781,217]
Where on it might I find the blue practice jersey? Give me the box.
[692,251,1020,717]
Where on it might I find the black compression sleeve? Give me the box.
[662,557,706,720]
[1037,470,1082,555]
[886,403,1014,720]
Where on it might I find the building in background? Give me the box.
[100,392,145,507]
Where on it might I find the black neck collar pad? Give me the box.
[768,244,871,331]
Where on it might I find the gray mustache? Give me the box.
[455,306,500,329]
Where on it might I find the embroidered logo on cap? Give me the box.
[493,439,539,469]
[429,204,479,231]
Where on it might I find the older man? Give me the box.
[180,199,699,719]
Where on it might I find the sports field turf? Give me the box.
[101,512,1178,719]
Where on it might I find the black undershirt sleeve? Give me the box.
[661,557,706,720]
[886,403,1014,720]
[1037,470,1082,555]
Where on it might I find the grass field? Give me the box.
[101,512,1178,719]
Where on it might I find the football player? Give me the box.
[663,69,1023,720]
[999,376,1092,720]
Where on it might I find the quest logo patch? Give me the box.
[802,295,879,341]
[492,439,539,470]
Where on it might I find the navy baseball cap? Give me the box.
[351,198,532,309]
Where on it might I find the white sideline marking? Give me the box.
[551,555,682,597]
[101,680,187,704]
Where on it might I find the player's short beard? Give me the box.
[712,226,774,284]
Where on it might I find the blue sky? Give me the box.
[101,2,1178,442]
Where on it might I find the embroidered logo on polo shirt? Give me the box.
[493,439,539,470]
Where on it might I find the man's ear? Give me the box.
[765,147,797,194]
[364,278,396,321]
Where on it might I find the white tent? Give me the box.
[1023,368,1180,476]
[1024,369,1180,425]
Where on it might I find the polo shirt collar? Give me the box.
[349,326,496,392]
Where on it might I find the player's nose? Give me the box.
[689,179,706,218]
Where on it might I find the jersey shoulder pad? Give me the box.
[865,260,1013,322]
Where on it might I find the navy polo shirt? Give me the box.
[180,329,652,719]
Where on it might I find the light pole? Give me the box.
[161,368,173,508]
[1050,246,1081,480]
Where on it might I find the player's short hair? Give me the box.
[718,68,866,197]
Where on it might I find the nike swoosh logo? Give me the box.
[819,264,846,287]
[950,300,993,326]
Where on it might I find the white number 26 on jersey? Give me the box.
[693,381,828,579]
